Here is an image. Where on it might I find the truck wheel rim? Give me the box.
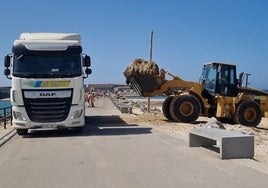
[179,101,194,117]
[244,108,256,122]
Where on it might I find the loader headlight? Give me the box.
[71,109,83,119]
[13,111,27,121]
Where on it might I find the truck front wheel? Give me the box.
[74,126,84,133]
[169,95,200,123]
[16,129,28,135]
[162,96,174,121]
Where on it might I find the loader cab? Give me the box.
[201,62,238,98]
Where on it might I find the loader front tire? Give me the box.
[162,96,174,121]
[169,95,200,123]
[234,101,261,127]
[16,129,28,135]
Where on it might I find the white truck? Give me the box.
[4,33,92,135]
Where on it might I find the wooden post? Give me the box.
[149,31,153,61]
[148,31,153,112]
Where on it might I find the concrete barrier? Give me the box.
[189,127,254,159]
[109,96,132,114]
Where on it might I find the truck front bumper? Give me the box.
[12,105,85,130]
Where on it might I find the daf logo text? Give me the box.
[40,92,56,97]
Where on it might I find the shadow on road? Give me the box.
[163,119,208,124]
[23,115,152,138]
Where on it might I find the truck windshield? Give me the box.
[201,64,217,93]
[13,54,82,78]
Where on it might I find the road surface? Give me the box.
[0,97,268,188]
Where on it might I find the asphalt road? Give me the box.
[0,97,268,188]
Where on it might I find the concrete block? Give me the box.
[189,128,254,159]
[120,105,132,114]
[221,136,254,159]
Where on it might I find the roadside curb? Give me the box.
[0,128,16,147]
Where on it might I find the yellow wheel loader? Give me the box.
[124,59,268,127]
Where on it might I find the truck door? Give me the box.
[216,64,238,97]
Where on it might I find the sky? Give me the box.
[1,0,268,90]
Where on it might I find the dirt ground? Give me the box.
[120,100,268,166]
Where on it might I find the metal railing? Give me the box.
[0,106,12,129]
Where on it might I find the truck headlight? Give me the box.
[13,111,27,121]
[71,109,83,119]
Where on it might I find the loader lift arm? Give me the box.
[128,69,201,97]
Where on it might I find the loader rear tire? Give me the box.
[162,96,174,121]
[169,95,200,123]
[234,101,261,127]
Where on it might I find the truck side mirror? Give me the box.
[84,55,91,67]
[85,68,92,75]
[4,68,10,76]
[4,55,11,67]
[4,68,11,79]
[83,68,92,79]
[4,55,11,79]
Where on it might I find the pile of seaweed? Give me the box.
[124,58,165,95]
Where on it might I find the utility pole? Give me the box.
[148,30,153,112]
[149,30,153,61]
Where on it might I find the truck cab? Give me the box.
[201,62,238,99]
[4,33,91,135]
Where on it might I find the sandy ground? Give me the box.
[119,99,268,166]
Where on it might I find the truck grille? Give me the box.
[23,95,72,123]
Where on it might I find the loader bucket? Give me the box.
[128,75,162,96]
